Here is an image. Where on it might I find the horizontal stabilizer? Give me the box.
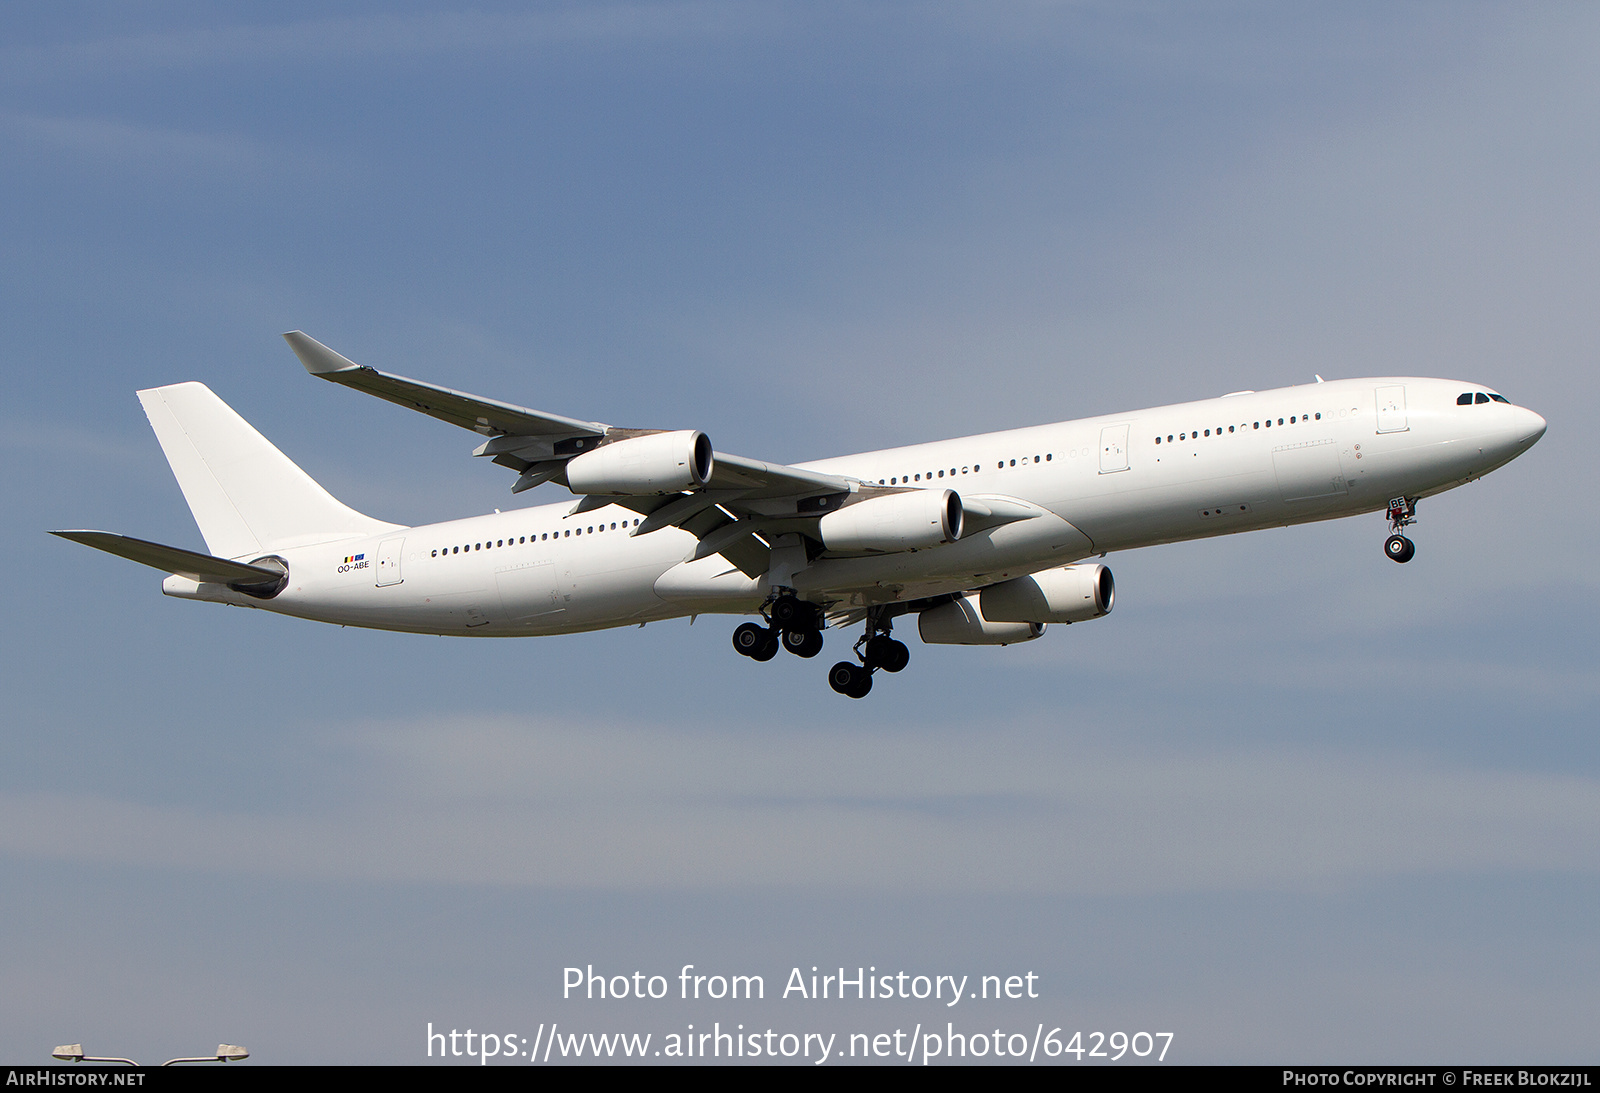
[51,531,284,587]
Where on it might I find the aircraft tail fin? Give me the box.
[137,382,401,558]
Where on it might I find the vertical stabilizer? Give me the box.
[137,382,401,558]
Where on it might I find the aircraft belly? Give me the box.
[653,555,764,612]
[793,510,1093,596]
[495,557,563,624]
[1273,438,1349,501]
[1061,468,1276,553]
[495,534,687,632]
[1357,425,1496,499]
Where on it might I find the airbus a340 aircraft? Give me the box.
[56,333,1546,697]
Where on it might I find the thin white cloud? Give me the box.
[1,111,277,171]
[0,3,786,83]
[2,716,1594,893]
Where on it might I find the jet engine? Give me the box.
[979,563,1114,624]
[565,430,714,495]
[817,489,963,553]
[917,594,1044,645]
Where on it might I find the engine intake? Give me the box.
[817,489,962,553]
[565,430,713,495]
[979,563,1114,624]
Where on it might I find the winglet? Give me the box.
[282,331,362,375]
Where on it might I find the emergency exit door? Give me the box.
[1099,424,1130,473]
[375,537,405,586]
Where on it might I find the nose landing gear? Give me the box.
[1384,497,1417,563]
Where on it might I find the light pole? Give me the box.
[53,1044,249,1065]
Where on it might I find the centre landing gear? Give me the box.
[782,628,825,658]
[732,621,778,661]
[733,593,824,664]
[828,608,911,699]
[1384,497,1417,563]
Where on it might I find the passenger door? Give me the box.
[1376,385,1408,433]
[1099,424,1130,474]
[375,537,404,586]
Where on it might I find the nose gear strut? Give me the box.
[1384,497,1417,563]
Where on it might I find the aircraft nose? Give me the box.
[1516,407,1548,447]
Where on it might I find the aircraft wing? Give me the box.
[286,331,849,493]
[703,452,854,499]
[283,331,608,442]
[286,332,860,576]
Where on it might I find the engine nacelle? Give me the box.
[817,489,962,553]
[565,430,713,495]
[979,563,1114,624]
[917,594,1044,645]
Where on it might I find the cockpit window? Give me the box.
[1475,392,1491,404]
[1490,393,1510,404]
[1458,393,1473,405]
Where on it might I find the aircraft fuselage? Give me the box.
[161,375,1544,637]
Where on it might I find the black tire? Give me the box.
[1385,534,1415,563]
[883,639,910,673]
[864,635,910,673]
[828,661,870,697]
[771,596,805,628]
[750,632,780,661]
[783,628,824,658]
[732,622,768,657]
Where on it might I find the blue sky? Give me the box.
[2,2,1596,1064]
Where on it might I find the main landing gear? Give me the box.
[731,596,910,698]
[827,608,909,700]
[1384,497,1417,564]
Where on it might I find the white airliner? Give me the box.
[56,333,1546,697]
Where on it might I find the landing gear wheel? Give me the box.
[771,595,812,629]
[863,635,909,673]
[828,661,873,698]
[733,622,767,657]
[733,622,779,660]
[782,628,825,658]
[1384,534,1415,563]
